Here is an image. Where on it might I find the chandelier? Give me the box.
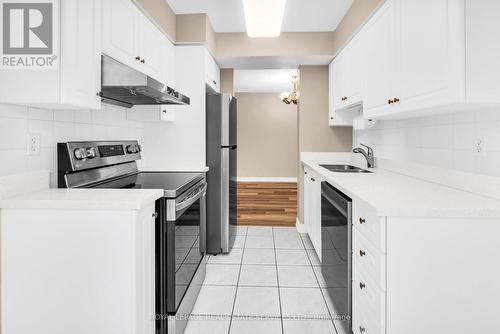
[280,75,299,105]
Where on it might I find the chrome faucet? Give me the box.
[353,144,375,168]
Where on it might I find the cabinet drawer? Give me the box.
[353,271,385,334]
[353,202,386,253]
[353,299,384,334]
[353,227,386,291]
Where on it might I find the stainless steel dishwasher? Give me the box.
[321,182,352,333]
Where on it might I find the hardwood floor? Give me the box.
[236,182,297,226]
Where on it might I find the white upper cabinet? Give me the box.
[205,50,220,93]
[0,0,101,109]
[127,105,175,122]
[466,0,500,103]
[332,0,500,121]
[102,0,137,69]
[135,16,163,80]
[396,0,466,115]
[363,0,399,118]
[161,39,176,87]
[329,33,364,126]
[102,0,171,83]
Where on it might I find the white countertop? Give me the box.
[302,153,500,218]
[0,189,164,211]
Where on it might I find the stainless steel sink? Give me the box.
[320,164,372,173]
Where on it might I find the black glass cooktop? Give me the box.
[90,172,204,198]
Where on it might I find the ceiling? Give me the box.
[166,0,353,33]
[234,69,298,93]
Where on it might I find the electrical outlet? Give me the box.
[28,133,41,156]
[475,138,484,153]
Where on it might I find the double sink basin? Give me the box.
[320,164,372,173]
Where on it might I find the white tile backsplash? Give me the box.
[0,103,145,186]
[354,108,500,177]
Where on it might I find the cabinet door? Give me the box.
[160,106,175,122]
[161,37,176,87]
[364,0,398,118]
[102,0,137,68]
[331,54,344,111]
[328,60,336,125]
[398,0,464,111]
[127,105,175,122]
[135,204,156,334]
[343,36,363,103]
[60,0,101,109]
[205,51,220,92]
[303,167,322,258]
[466,0,500,103]
[310,173,322,259]
[303,168,312,233]
[135,16,163,81]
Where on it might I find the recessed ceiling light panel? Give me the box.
[243,0,287,37]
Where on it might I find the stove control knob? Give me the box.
[73,148,87,160]
[86,147,97,159]
[126,145,136,154]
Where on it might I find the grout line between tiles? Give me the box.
[273,227,285,334]
[301,235,339,334]
[227,226,247,334]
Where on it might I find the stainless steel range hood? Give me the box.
[99,55,190,108]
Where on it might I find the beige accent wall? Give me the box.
[236,93,298,178]
[176,14,216,54]
[205,17,217,55]
[137,0,381,59]
[220,69,235,95]
[216,32,335,58]
[332,0,383,53]
[176,14,207,43]
[297,66,353,224]
[134,0,176,41]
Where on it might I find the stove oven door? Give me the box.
[156,181,207,334]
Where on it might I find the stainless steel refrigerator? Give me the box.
[206,93,237,254]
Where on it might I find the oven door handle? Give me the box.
[175,182,207,213]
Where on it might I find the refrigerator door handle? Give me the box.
[221,145,237,150]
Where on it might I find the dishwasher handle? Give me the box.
[321,183,351,218]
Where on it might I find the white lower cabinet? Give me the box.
[303,166,322,258]
[0,204,157,334]
[352,200,500,334]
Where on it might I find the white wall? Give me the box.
[0,103,145,187]
[353,108,500,177]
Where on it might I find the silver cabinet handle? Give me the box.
[359,326,366,333]
[359,282,366,289]
[359,250,366,257]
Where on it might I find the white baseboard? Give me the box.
[237,177,298,183]
[295,217,307,234]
